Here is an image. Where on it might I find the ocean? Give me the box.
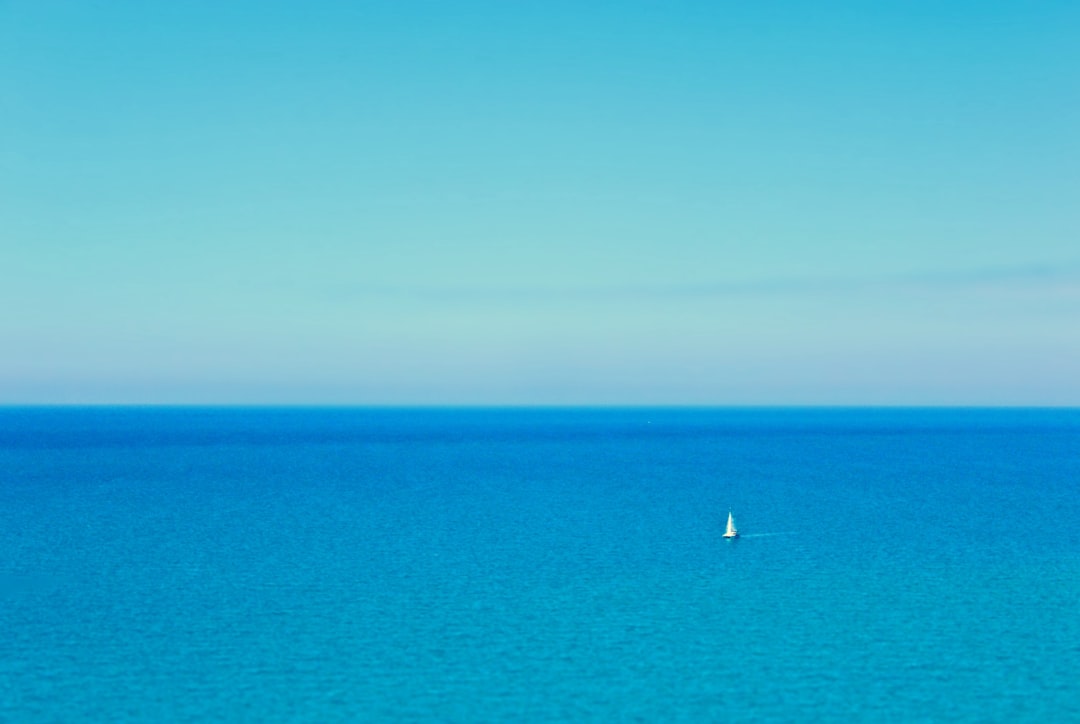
[1,407,1078,721]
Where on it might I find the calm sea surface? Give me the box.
[1,407,1078,721]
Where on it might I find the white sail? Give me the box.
[723,511,739,538]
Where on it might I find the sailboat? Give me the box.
[723,511,739,539]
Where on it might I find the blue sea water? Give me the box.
[1,407,1078,722]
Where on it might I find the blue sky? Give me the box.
[2,1,1078,404]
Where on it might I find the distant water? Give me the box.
[1,407,1078,721]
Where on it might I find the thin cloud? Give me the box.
[333,262,1080,304]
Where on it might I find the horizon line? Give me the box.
[2,402,1078,410]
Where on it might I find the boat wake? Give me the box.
[737,532,798,538]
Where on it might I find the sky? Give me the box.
[2,0,1078,405]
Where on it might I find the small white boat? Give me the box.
[723,511,739,539]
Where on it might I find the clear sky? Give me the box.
[2,1,1078,405]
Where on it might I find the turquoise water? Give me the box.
[1,408,1078,721]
